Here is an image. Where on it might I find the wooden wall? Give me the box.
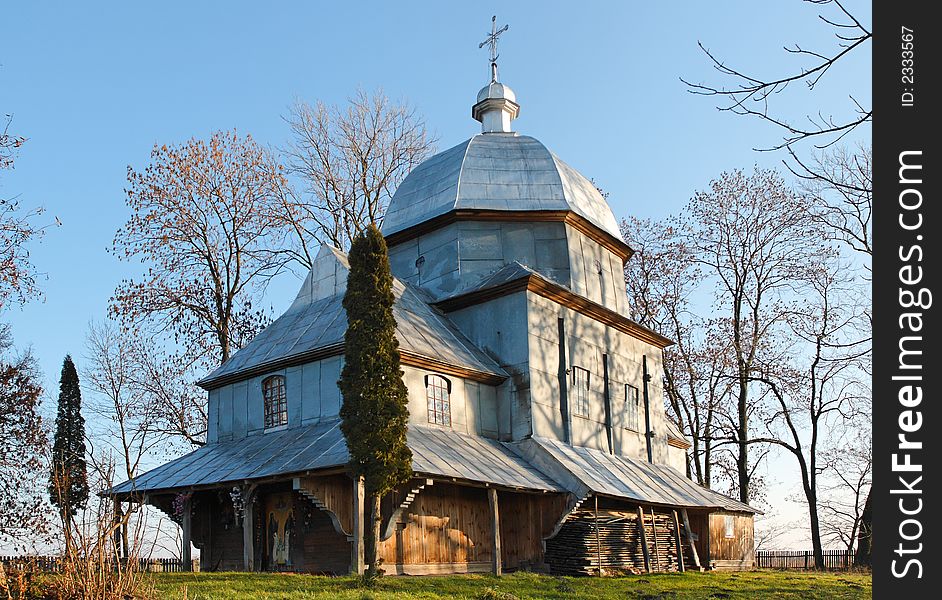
[376,483,564,574]
[707,511,754,568]
[498,491,567,570]
[191,490,245,572]
[379,483,491,572]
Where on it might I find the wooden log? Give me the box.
[672,510,685,572]
[594,495,602,576]
[637,506,651,573]
[488,487,502,576]
[680,509,701,570]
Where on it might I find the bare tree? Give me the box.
[682,168,829,504]
[796,143,872,264]
[819,431,871,556]
[621,217,732,488]
[281,89,435,258]
[84,322,170,556]
[110,131,291,447]
[1,117,56,311]
[111,129,287,366]
[682,0,870,157]
[746,257,869,568]
[0,325,51,552]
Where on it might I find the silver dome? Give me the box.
[476,81,517,104]
[382,134,622,240]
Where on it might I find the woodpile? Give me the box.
[545,506,687,576]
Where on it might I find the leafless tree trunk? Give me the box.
[281,89,435,258]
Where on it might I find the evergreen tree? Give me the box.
[339,224,412,577]
[49,355,88,549]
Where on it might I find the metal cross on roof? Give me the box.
[478,15,509,81]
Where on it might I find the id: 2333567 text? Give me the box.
[901,26,914,107]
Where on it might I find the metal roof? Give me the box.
[199,253,506,389]
[382,134,623,239]
[514,437,758,513]
[108,421,562,496]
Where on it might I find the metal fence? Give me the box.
[0,556,199,574]
[755,549,855,570]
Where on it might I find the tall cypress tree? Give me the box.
[339,224,412,577]
[49,355,89,549]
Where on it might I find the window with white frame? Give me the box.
[426,374,451,427]
[571,366,590,417]
[724,515,735,539]
[263,375,288,429]
[625,383,640,431]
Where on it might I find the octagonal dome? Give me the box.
[382,133,622,240]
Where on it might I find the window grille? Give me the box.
[426,374,451,427]
[571,366,590,417]
[263,375,287,429]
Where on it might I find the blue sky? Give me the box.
[3,1,870,546]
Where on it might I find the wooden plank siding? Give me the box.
[707,511,754,568]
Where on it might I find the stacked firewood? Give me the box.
[545,508,683,576]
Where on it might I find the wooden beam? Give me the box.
[351,476,365,575]
[672,510,685,573]
[488,487,502,576]
[181,495,192,571]
[680,509,701,571]
[636,506,651,573]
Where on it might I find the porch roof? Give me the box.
[107,420,562,497]
[512,437,758,513]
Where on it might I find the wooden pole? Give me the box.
[352,476,365,575]
[181,495,192,572]
[636,506,651,573]
[680,509,701,570]
[672,510,685,572]
[488,487,502,576]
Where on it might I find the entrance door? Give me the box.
[263,492,296,571]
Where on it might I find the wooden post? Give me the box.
[488,487,502,576]
[113,499,123,560]
[680,509,701,570]
[352,476,365,575]
[181,495,192,571]
[672,510,685,572]
[636,506,651,573]
[242,487,256,572]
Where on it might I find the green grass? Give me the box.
[148,570,871,599]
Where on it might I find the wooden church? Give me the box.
[109,44,757,575]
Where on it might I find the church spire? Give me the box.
[472,15,519,133]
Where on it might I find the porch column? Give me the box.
[488,487,502,576]
[242,486,257,572]
[181,495,192,571]
[351,476,365,575]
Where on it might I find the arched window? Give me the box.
[425,375,451,427]
[571,366,590,417]
[263,375,287,429]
